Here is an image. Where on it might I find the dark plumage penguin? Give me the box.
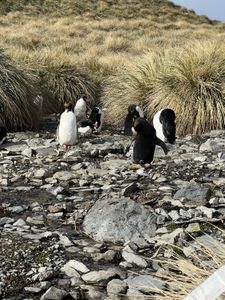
[132,117,168,164]
[89,107,104,132]
[0,126,7,145]
[153,108,176,144]
[124,104,144,135]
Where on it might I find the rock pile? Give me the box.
[0,126,225,299]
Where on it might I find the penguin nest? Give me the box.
[0,51,39,131]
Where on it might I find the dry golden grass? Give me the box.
[146,42,225,136]
[123,228,225,300]
[0,51,39,131]
[0,1,225,130]
[103,41,225,136]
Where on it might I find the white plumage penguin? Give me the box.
[57,102,78,151]
[74,95,87,122]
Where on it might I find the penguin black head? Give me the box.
[64,101,73,111]
[133,117,147,132]
[89,107,100,123]
[128,104,141,119]
[81,95,87,102]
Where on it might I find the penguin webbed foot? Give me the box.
[156,137,169,155]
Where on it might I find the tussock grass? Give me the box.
[0,50,39,131]
[127,229,225,299]
[38,62,98,114]
[103,42,225,135]
[0,2,225,131]
[101,52,165,126]
[147,42,225,136]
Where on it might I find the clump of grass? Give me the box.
[0,50,39,131]
[103,41,225,135]
[136,229,225,299]
[147,41,225,136]
[101,53,165,126]
[38,62,98,114]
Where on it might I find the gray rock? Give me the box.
[24,286,42,293]
[200,138,225,152]
[125,275,165,293]
[122,246,148,268]
[40,287,67,300]
[34,168,47,179]
[0,217,14,226]
[107,279,127,295]
[53,171,74,181]
[81,269,119,284]
[22,147,35,157]
[13,218,27,227]
[80,285,106,300]
[7,205,27,213]
[61,263,80,278]
[186,223,201,233]
[61,260,89,275]
[173,182,209,205]
[83,197,156,243]
[26,215,45,225]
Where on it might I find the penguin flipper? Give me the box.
[156,137,169,155]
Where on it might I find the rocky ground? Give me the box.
[0,116,225,300]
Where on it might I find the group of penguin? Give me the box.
[57,96,104,150]
[124,104,176,164]
[58,97,176,165]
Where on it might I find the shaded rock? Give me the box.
[122,182,139,196]
[83,197,156,243]
[173,182,209,206]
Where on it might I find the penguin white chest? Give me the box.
[153,110,166,142]
[58,111,77,146]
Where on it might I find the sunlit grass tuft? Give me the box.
[0,50,39,131]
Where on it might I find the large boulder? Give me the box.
[83,197,157,243]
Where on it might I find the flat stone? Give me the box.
[83,197,156,243]
[82,269,119,284]
[0,217,14,226]
[13,219,27,227]
[62,260,89,274]
[26,215,45,225]
[24,286,42,293]
[40,287,67,300]
[173,182,209,206]
[125,275,165,293]
[186,223,201,233]
[7,205,27,213]
[122,247,148,268]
